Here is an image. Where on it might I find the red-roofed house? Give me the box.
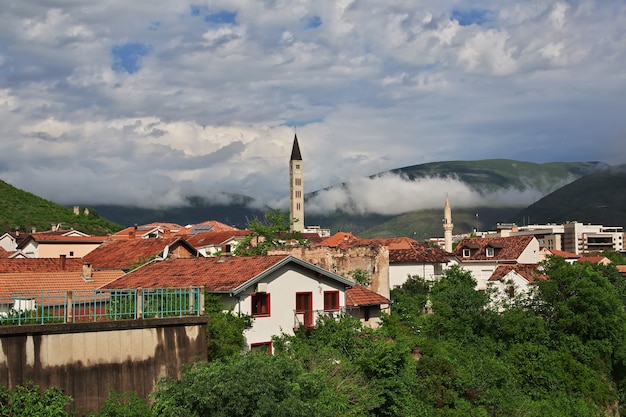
[539,248,580,264]
[102,255,356,351]
[488,264,546,307]
[451,235,540,290]
[372,237,449,288]
[83,237,200,271]
[0,258,123,318]
[185,231,249,256]
[576,256,612,266]
[345,285,391,328]
[110,223,185,240]
[17,234,107,259]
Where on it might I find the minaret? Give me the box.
[289,134,304,232]
[443,195,453,252]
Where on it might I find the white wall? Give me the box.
[389,263,442,288]
[221,265,348,349]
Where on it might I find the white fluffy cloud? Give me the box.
[0,1,625,214]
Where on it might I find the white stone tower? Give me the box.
[443,195,453,252]
[289,134,304,232]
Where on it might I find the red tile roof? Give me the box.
[617,265,626,274]
[547,249,580,259]
[453,235,535,261]
[0,248,10,259]
[83,237,194,270]
[19,234,107,245]
[371,237,450,263]
[320,232,360,247]
[488,264,546,283]
[577,256,611,264]
[0,258,84,273]
[101,255,291,291]
[186,220,241,234]
[0,270,124,296]
[185,231,249,248]
[102,255,355,294]
[346,285,391,306]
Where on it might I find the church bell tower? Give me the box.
[289,134,304,232]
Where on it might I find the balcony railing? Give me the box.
[0,287,204,326]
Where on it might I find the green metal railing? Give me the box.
[0,287,204,325]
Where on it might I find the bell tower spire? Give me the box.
[289,132,304,232]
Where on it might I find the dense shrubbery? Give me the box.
[5,257,626,416]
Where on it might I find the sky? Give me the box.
[1,1,625,216]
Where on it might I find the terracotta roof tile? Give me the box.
[488,264,546,283]
[185,231,249,248]
[0,258,84,273]
[576,256,611,264]
[83,237,192,269]
[346,285,391,306]
[617,265,626,274]
[548,249,580,259]
[186,220,241,234]
[320,232,360,247]
[0,248,10,259]
[101,255,290,291]
[453,235,535,261]
[0,270,124,296]
[369,237,449,263]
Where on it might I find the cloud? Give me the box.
[0,0,624,216]
[305,173,562,216]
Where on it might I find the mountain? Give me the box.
[0,180,123,235]
[91,194,267,229]
[307,159,609,239]
[3,159,616,240]
[511,165,626,227]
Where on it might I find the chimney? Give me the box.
[51,223,56,231]
[14,227,19,237]
[60,254,67,270]
[129,230,135,239]
[31,227,36,233]
[82,263,93,281]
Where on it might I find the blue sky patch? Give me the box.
[302,15,322,29]
[451,9,493,26]
[111,42,150,74]
[190,5,236,25]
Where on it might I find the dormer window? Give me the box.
[486,247,495,257]
[462,248,471,257]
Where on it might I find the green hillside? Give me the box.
[391,159,606,193]
[512,165,626,226]
[0,180,123,235]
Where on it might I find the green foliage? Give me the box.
[204,294,252,361]
[152,352,341,417]
[0,381,73,417]
[234,209,307,255]
[90,390,152,417]
[348,269,371,286]
[0,179,123,235]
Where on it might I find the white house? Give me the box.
[101,255,388,352]
[376,237,449,288]
[487,264,545,309]
[450,235,540,290]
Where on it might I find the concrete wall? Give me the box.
[0,317,208,415]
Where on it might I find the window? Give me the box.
[324,291,340,311]
[296,203,301,210]
[295,190,301,198]
[486,247,494,257]
[251,293,270,317]
[462,248,471,257]
[295,178,302,186]
[250,342,272,354]
[69,251,74,257]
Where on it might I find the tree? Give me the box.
[90,390,152,417]
[0,382,72,417]
[234,209,307,255]
[204,294,252,360]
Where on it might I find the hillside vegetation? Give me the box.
[0,180,123,235]
[513,165,626,226]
